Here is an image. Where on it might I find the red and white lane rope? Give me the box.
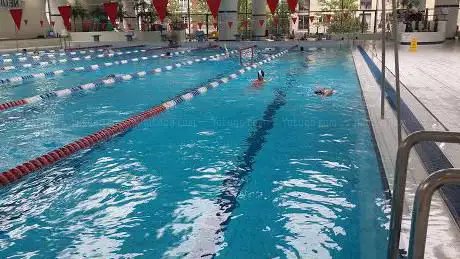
[0,50,238,112]
[0,49,289,187]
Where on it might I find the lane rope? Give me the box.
[0,50,238,112]
[0,46,217,71]
[0,49,193,86]
[0,49,289,187]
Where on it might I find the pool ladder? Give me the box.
[387,131,460,259]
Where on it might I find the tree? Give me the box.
[319,0,365,33]
[72,0,87,32]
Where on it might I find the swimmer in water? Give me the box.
[163,51,172,58]
[314,88,336,97]
[252,70,265,87]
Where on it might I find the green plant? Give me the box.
[72,0,87,31]
[319,0,365,33]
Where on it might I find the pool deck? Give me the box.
[352,44,460,259]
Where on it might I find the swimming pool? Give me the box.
[0,46,389,258]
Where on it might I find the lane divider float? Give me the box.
[0,50,238,112]
[0,49,289,187]
[0,49,193,86]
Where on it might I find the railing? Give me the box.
[408,168,460,259]
[388,131,460,259]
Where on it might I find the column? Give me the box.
[434,0,459,39]
[252,0,267,40]
[218,0,238,41]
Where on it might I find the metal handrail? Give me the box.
[388,131,460,259]
[408,168,460,259]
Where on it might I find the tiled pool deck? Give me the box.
[353,44,460,259]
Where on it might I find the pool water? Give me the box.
[0,47,389,258]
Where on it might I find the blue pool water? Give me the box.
[0,46,389,258]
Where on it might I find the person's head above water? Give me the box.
[166,51,171,56]
[257,70,265,81]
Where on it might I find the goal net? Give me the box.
[239,45,255,66]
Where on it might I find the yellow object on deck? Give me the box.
[210,31,219,38]
[409,37,417,52]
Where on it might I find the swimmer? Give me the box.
[314,88,336,97]
[162,51,172,58]
[33,48,40,55]
[22,49,27,54]
[252,70,265,87]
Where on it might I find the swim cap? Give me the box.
[258,70,265,78]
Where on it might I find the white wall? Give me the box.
[0,0,50,40]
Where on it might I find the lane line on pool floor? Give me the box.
[0,47,177,71]
[0,50,289,187]
[0,49,194,86]
[0,50,239,112]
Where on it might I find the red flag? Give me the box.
[213,22,217,29]
[266,0,279,15]
[206,0,222,19]
[309,16,315,22]
[273,16,279,26]
[40,19,44,27]
[287,0,299,13]
[227,21,233,28]
[259,19,265,27]
[198,21,203,29]
[58,5,72,30]
[152,0,168,22]
[103,2,118,26]
[51,21,55,27]
[242,20,248,28]
[291,17,297,24]
[24,19,28,25]
[9,9,23,31]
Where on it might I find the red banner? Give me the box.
[9,9,23,31]
[273,16,279,26]
[198,21,203,29]
[267,0,279,15]
[241,20,248,28]
[326,14,332,23]
[291,17,297,24]
[128,23,132,30]
[58,5,72,30]
[213,22,217,29]
[206,0,221,19]
[227,21,233,28]
[40,20,44,27]
[152,0,168,22]
[287,0,298,12]
[259,19,265,27]
[51,21,55,27]
[309,16,315,22]
[103,2,118,26]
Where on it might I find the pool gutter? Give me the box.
[352,47,460,258]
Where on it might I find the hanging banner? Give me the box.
[103,2,118,26]
[51,21,55,27]
[40,19,44,27]
[198,21,203,29]
[227,21,233,28]
[242,20,248,28]
[128,23,132,29]
[9,9,23,31]
[266,0,279,15]
[152,0,168,22]
[259,19,265,27]
[291,17,297,24]
[213,22,217,29]
[273,16,279,26]
[287,0,298,13]
[309,16,315,22]
[326,14,332,23]
[206,0,221,19]
[58,5,72,30]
